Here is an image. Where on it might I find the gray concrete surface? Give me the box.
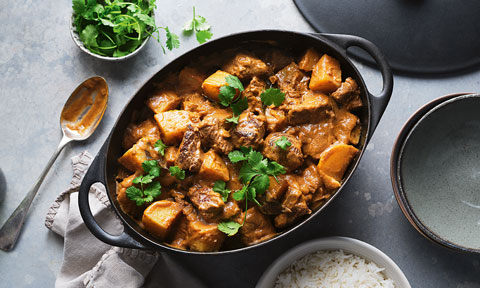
[1,0,479,287]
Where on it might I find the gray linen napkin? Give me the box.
[44,151,208,288]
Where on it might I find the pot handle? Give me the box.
[313,33,393,140]
[78,144,148,250]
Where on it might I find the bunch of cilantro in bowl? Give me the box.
[72,0,179,58]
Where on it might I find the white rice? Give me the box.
[274,250,396,288]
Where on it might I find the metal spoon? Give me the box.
[0,76,108,251]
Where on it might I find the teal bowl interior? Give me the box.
[398,94,480,252]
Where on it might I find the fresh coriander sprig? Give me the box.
[212,180,231,202]
[218,148,287,236]
[183,6,213,44]
[260,88,285,106]
[275,136,292,150]
[126,160,162,206]
[154,139,168,156]
[217,75,248,124]
[169,166,185,180]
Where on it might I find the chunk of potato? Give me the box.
[142,200,183,240]
[198,150,230,181]
[154,110,199,145]
[187,220,225,252]
[201,70,238,102]
[146,90,182,114]
[317,143,358,189]
[118,136,159,172]
[309,54,342,93]
[298,48,321,71]
[116,172,144,218]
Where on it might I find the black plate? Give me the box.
[294,0,480,74]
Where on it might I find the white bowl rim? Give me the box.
[256,236,411,288]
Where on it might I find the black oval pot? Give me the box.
[78,30,393,255]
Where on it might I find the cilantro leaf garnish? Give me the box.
[213,180,230,202]
[217,221,242,236]
[230,96,248,116]
[275,136,292,150]
[183,6,213,44]
[169,166,185,180]
[226,115,240,124]
[72,0,179,57]
[154,139,168,156]
[126,160,162,206]
[218,85,237,107]
[225,75,244,92]
[219,148,286,236]
[260,88,285,106]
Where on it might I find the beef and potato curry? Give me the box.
[115,46,363,252]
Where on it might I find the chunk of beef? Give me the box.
[187,186,225,221]
[258,175,288,215]
[122,118,160,150]
[221,199,241,220]
[274,177,311,229]
[265,107,287,133]
[146,89,182,114]
[297,121,336,159]
[269,62,309,98]
[242,76,266,110]
[262,133,303,171]
[232,110,266,149]
[264,49,294,72]
[333,109,361,145]
[296,162,322,203]
[177,67,205,95]
[169,216,189,250]
[222,53,269,80]
[331,77,363,111]
[240,207,276,246]
[182,93,216,116]
[198,116,234,155]
[286,90,334,125]
[175,125,203,172]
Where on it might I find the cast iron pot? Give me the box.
[78,30,393,254]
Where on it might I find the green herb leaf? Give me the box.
[275,136,292,150]
[247,187,261,206]
[126,186,146,206]
[230,97,248,116]
[260,88,285,107]
[80,25,99,48]
[249,174,270,195]
[225,75,244,92]
[183,7,213,44]
[142,160,160,177]
[232,185,248,201]
[213,180,230,202]
[154,139,168,156]
[226,115,240,124]
[72,0,86,15]
[228,150,248,163]
[218,85,236,107]
[196,30,213,44]
[169,166,185,180]
[217,221,242,236]
[144,181,162,198]
[238,164,258,184]
[165,27,180,50]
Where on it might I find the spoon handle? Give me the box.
[0,135,71,251]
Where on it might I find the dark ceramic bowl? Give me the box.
[391,93,480,254]
[78,30,393,255]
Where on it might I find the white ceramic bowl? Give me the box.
[70,15,150,61]
[256,237,411,288]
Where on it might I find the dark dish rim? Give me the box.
[79,29,393,255]
[391,92,480,254]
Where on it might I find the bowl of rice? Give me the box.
[256,237,410,288]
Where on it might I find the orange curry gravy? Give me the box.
[61,78,108,134]
[115,45,364,252]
